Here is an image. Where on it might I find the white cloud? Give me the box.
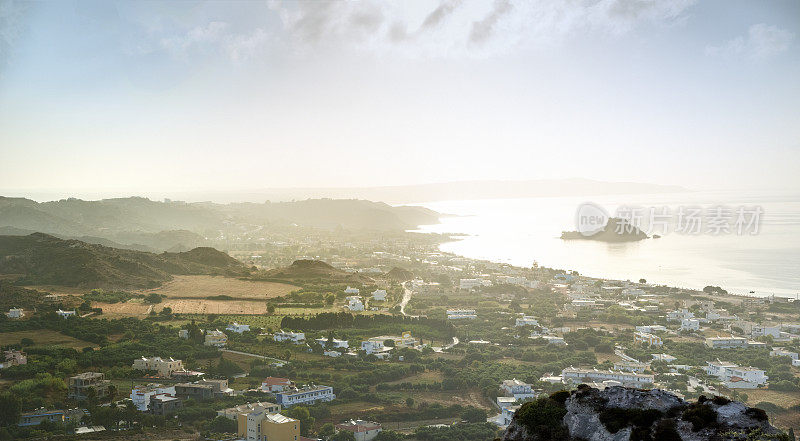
[268,0,697,58]
[706,23,794,60]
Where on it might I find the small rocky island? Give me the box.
[502,386,783,441]
[561,217,649,242]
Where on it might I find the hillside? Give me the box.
[0,233,248,289]
[259,259,374,284]
[0,196,440,251]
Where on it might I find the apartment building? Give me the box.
[238,409,299,441]
[273,330,306,344]
[276,385,335,407]
[68,372,111,400]
[131,356,184,377]
[705,336,748,349]
[634,332,663,347]
[447,309,477,319]
[205,329,228,347]
[562,367,654,387]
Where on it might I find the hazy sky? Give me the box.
[1,0,799,197]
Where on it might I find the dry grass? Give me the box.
[138,275,297,300]
[156,299,272,315]
[385,371,444,385]
[94,301,153,317]
[0,329,95,349]
[744,389,800,409]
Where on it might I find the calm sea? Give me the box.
[412,190,800,298]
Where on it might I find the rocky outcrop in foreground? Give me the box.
[502,385,785,441]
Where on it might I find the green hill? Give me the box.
[0,233,248,289]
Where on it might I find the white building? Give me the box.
[515,315,539,327]
[651,353,677,363]
[538,335,567,346]
[634,332,663,347]
[681,319,700,331]
[324,350,341,358]
[345,286,360,294]
[770,348,799,360]
[704,360,767,389]
[276,385,335,407]
[501,406,519,426]
[447,309,477,319]
[752,326,781,339]
[178,329,189,339]
[205,330,228,347]
[226,323,251,333]
[705,336,748,349]
[459,278,491,290]
[501,379,537,400]
[562,367,654,387]
[361,340,385,354]
[6,308,24,319]
[346,296,365,311]
[273,331,306,344]
[497,276,528,286]
[667,309,694,322]
[371,289,387,301]
[130,384,176,411]
[336,420,382,441]
[613,361,650,373]
[57,309,76,319]
[315,338,349,349]
[570,299,596,309]
[635,325,667,333]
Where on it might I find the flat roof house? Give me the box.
[276,385,335,407]
[68,372,111,400]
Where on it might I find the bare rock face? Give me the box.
[502,385,784,441]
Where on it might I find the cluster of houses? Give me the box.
[0,349,27,369]
[342,286,388,312]
[271,329,422,360]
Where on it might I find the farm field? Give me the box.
[138,275,298,300]
[93,300,153,317]
[0,329,96,349]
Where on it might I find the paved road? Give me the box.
[221,349,288,365]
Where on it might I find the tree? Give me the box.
[374,431,404,441]
[460,407,487,423]
[267,303,276,314]
[208,415,237,433]
[318,423,336,438]
[405,397,415,408]
[325,294,336,305]
[331,431,356,441]
[285,406,315,436]
[0,393,20,427]
[639,279,647,284]
[144,293,163,304]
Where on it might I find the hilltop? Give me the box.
[502,386,783,441]
[0,233,248,289]
[258,259,374,284]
